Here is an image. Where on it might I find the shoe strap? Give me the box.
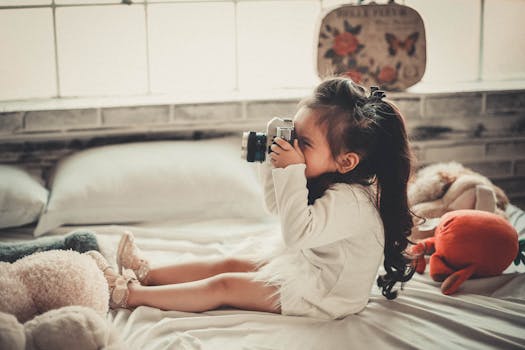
[135,260,150,284]
[109,275,135,308]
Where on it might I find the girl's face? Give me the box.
[293,107,338,179]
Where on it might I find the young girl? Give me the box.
[90,77,415,320]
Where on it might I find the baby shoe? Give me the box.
[86,250,138,309]
[117,231,151,285]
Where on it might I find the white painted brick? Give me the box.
[0,142,24,153]
[36,149,74,162]
[486,91,525,112]
[407,115,524,139]
[390,98,421,119]
[515,160,525,176]
[492,177,525,196]
[173,103,241,123]
[25,109,98,131]
[486,141,525,158]
[0,112,23,134]
[1,90,524,186]
[424,94,482,118]
[0,152,19,163]
[463,160,513,177]
[246,101,299,120]
[474,115,525,136]
[102,105,169,126]
[423,144,485,162]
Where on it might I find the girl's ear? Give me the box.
[336,152,360,174]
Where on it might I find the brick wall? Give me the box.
[1,89,524,208]
[400,90,525,209]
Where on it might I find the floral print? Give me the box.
[317,4,425,91]
[343,70,363,84]
[378,65,397,83]
[333,32,360,56]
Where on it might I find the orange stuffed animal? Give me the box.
[411,209,518,295]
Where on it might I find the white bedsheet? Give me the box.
[2,212,524,350]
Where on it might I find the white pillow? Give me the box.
[34,136,266,236]
[0,165,49,229]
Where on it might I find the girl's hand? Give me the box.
[269,137,305,169]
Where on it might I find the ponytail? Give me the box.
[373,102,415,299]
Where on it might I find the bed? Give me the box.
[1,135,524,350]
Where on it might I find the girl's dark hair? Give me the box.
[300,77,415,299]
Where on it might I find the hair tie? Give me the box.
[369,86,387,101]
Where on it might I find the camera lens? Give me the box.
[241,131,267,162]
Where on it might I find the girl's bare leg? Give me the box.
[146,257,259,285]
[127,272,280,314]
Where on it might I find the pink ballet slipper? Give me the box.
[116,231,151,285]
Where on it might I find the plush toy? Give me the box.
[408,161,509,216]
[410,210,519,295]
[408,161,509,241]
[0,249,108,323]
[0,249,119,349]
[0,230,100,263]
[0,306,123,350]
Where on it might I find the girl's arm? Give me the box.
[258,161,278,216]
[272,164,380,249]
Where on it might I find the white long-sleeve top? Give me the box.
[258,162,384,319]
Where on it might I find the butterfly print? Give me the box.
[385,32,419,56]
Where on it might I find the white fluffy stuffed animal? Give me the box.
[0,250,121,349]
[408,161,509,240]
[0,250,108,323]
[0,306,122,350]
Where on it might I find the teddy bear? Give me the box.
[0,248,123,349]
[0,305,123,350]
[410,209,519,295]
[407,161,509,241]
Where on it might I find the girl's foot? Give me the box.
[117,231,151,285]
[86,250,138,309]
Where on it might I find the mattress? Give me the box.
[3,205,523,349]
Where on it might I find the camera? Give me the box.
[241,118,296,162]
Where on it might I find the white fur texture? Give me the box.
[24,306,123,350]
[0,250,109,323]
[408,161,508,211]
[407,161,510,240]
[0,261,37,323]
[408,161,469,206]
[0,311,25,349]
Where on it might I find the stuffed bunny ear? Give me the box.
[441,264,477,295]
[474,185,497,213]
